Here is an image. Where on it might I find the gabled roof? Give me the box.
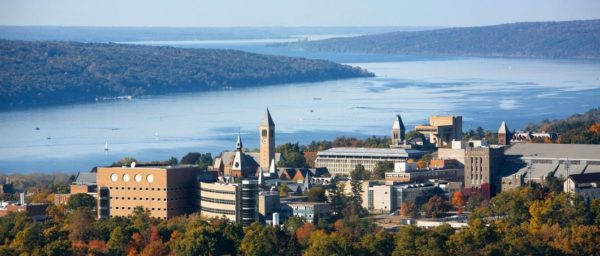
[392,114,406,131]
[261,108,275,127]
[498,121,509,134]
[569,172,600,184]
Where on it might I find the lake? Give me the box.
[1,39,599,173]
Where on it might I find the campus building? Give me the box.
[501,143,600,192]
[464,146,504,197]
[199,179,259,226]
[216,110,282,177]
[316,147,425,176]
[96,165,204,220]
[415,115,463,148]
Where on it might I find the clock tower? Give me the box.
[260,109,275,169]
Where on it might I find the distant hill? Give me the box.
[0,40,373,109]
[286,20,600,59]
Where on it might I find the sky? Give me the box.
[0,0,599,27]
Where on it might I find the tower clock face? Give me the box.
[263,139,267,143]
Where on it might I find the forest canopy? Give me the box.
[0,39,373,108]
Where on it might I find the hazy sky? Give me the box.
[1,0,599,27]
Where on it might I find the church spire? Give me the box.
[236,133,243,151]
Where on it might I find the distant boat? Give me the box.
[313,97,321,100]
[104,141,109,151]
[35,127,40,130]
[46,137,51,140]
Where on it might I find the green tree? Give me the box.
[422,195,451,218]
[9,222,42,254]
[277,143,308,168]
[67,193,96,210]
[41,240,72,256]
[284,216,305,235]
[305,187,327,202]
[107,226,129,255]
[112,157,137,167]
[372,161,394,180]
[305,230,352,256]
[360,231,395,256]
[240,222,291,256]
[327,181,347,217]
[349,164,369,215]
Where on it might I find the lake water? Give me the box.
[1,39,599,173]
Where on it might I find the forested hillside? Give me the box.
[287,20,600,59]
[0,40,373,108]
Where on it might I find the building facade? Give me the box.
[415,115,463,148]
[96,165,202,220]
[464,146,504,197]
[316,147,425,176]
[286,202,331,223]
[199,179,259,226]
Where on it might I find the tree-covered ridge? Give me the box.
[524,107,600,144]
[0,39,373,108]
[288,19,600,59]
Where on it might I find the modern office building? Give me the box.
[199,179,259,226]
[416,115,463,148]
[96,165,203,220]
[286,202,331,223]
[316,147,425,176]
[464,146,504,197]
[365,181,449,213]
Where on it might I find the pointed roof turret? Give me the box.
[392,114,406,131]
[258,167,265,186]
[303,171,311,191]
[269,159,276,174]
[498,121,509,134]
[236,133,243,150]
[262,108,275,127]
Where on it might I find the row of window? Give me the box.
[200,197,236,205]
[200,206,236,215]
[110,197,187,201]
[109,187,187,191]
[200,187,236,195]
[110,206,191,211]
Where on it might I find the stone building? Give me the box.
[464,146,504,197]
[416,115,463,148]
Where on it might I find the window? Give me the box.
[262,129,267,136]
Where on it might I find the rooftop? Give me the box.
[74,172,96,184]
[505,143,600,160]
[569,172,600,184]
[318,147,424,158]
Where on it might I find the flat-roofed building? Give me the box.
[464,146,504,197]
[501,143,600,192]
[199,179,259,226]
[316,147,425,176]
[0,203,49,221]
[96,165,203,220]
[286,202,330,223]
[70,172,97,197]
[199,181,240,222]
[415,115,462,148]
